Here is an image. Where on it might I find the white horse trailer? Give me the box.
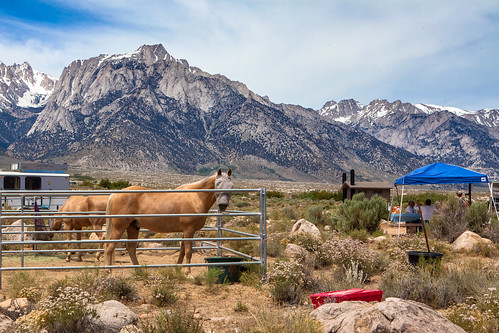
[0,171,70,210]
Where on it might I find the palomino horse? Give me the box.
[52,195,109,262]
[104,169,233,270]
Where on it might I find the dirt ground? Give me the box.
[0,218,411,332]
[0,245,286,332]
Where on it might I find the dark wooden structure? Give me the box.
[341,170,391,201]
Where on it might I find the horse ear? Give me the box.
[217,168,222,176]
[227,168,232,177]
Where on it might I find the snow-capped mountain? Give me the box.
[0,61,56,109]
[4,45,422,181]
[1,45,497,181]
[320,99,498,130]
[0,61,57,148]
[319,99,499,177]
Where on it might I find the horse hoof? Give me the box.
[66,258,71,262]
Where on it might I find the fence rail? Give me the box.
[0,188,267,288]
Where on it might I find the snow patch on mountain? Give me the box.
[0,61,57,109]
[415,103,472,116]
[17,70,56,108]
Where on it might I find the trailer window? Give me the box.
[3,176,20,190]
[25,177,42,190]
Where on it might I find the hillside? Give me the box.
[4,45,422,182]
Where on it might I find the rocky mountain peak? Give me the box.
[0,60,57,109]
[2,44,497,181]
[318,99,363,122]
[318,98,498,178]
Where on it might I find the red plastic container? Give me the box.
[310,289,383,309]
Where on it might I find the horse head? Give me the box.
[51,217,63,230]
[215,168,233,212]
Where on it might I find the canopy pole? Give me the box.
[489,183,499,221]
[468,183,472,207]
[398,186,404,237]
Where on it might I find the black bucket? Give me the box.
[407,251,443,266]
[204,257,245,284]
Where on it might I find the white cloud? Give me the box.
[1,0,499,110]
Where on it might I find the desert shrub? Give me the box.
[381,260,499,309]
[72,268,104,294]
[18,286,42,302]
[98,178,131,189]
[152,283,178,307]
[266,231,288,258]
[431,196,467,242]
[333,260,367,290]
[312,236,382,277]
[235,201,251,208]
[483,218,499,243]
[267,191,284,198]
[95,276,137,302]
[157,267,187,282]
[141,308,204,333]
[446,288,499,332]
[348,228,370,242]
[80,180,94,188]
[239,268,263,288]
[291,232,321,251]
[381,263,455,308]
[267,260,308,304]
[7,272,37,299]
[16,286,98,333]
[296,190,342,201]
[204,267,223,290]
[233,300,249,312]
[282,206,297,220]
[306,205,324,225]
[466,201,491,234]
[335,193,387,233]
[131,266,151,282]
[246,309,322,333]
[47,277,73,298]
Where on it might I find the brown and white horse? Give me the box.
[104,169,233,270]
[52,195,109,262]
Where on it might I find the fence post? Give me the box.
[21,195,25,267]
[0,191,3,289]
[260,188,267,280]
[216,211,223,257]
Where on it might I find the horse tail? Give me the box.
[105,194,114,262]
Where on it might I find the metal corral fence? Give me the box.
[0,188,267,289]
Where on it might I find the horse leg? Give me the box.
[180,230,196,274]
[104,219,128,266]
[177,241,185,265]
[64,223,72,262]
[94,224,104,261]
[76,227,83,261]
[126,224,140,265]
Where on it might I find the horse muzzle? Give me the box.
[218,204,228,212]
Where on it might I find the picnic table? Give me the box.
[390,213,422,233]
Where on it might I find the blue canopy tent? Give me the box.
[395,162,489,186]
[392,163,497,235]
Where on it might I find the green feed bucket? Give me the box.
[204,257,245,284]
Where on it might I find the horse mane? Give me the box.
[176,174,216,190]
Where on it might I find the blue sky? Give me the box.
[1,0,499,111]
